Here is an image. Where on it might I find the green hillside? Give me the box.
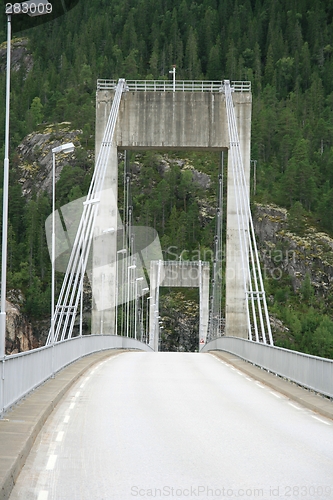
[1,0,333,355]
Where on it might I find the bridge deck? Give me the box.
[1,351,332,500]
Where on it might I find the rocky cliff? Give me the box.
[0,37,33,73]
[17,123,85,197]
[254,203,333,296]
[5,294,37,354]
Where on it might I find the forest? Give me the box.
[1,0,333,356]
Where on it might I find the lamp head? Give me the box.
[52,142,75,154]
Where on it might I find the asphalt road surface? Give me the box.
[9,352,333,500]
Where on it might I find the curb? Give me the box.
[209,350,333,421]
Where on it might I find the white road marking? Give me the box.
[256,382,265,388]
[37,491,49,500]
[288,402,301,410]
[69,403,75,410]
[46,455,57,471]
[75,391,80,398]
[56,431,64,442]
[270,391,281,398]
[312,415,331,425]
[246,377,253,381]
[217,359,226,365]
[64,415,70,423]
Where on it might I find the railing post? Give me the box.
[0,357,4,417]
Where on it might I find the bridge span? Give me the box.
[1,78,333,499]
[6,351,333,500]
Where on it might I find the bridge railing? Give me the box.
[1,335,152,416]
[97,79,251,93]
[202,337,333,398]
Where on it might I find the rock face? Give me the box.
[5,277,93,354]
[17,124,83,197]
[191,168,211,190]
[253,203,333,296]
[0,37,33,73]
[5,298,38,354]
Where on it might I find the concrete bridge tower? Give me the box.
[94,80,252,342]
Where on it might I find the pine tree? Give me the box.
[185,27,201,79]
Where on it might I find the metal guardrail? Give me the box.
[202,337,333,398]
[1,335,152,416]
[2,334,331,416]
[97,79,251,93]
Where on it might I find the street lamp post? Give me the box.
[169,65,176,92]
[51,143,75,348]
[0,14,12,364]
[100,273,105,334]
[116,248,127,335]
[141,287,149,341]
[126,265,136,337]
[159,324,164,351]
[79,250,83,338]
[134,277,143,339]
[146,296,152,343]
[250,159,257,196]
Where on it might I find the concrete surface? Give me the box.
[0,349,126,500]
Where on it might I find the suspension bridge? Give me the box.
[0,79,333,500]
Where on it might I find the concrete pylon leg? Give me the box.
[149,261,157,350]
[225,154,250,338]
[199,263,210,348]
[225,93,252,339]
[91,146,118,335]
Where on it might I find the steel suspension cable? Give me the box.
[223,80,273,345]
[46,78,126,344]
